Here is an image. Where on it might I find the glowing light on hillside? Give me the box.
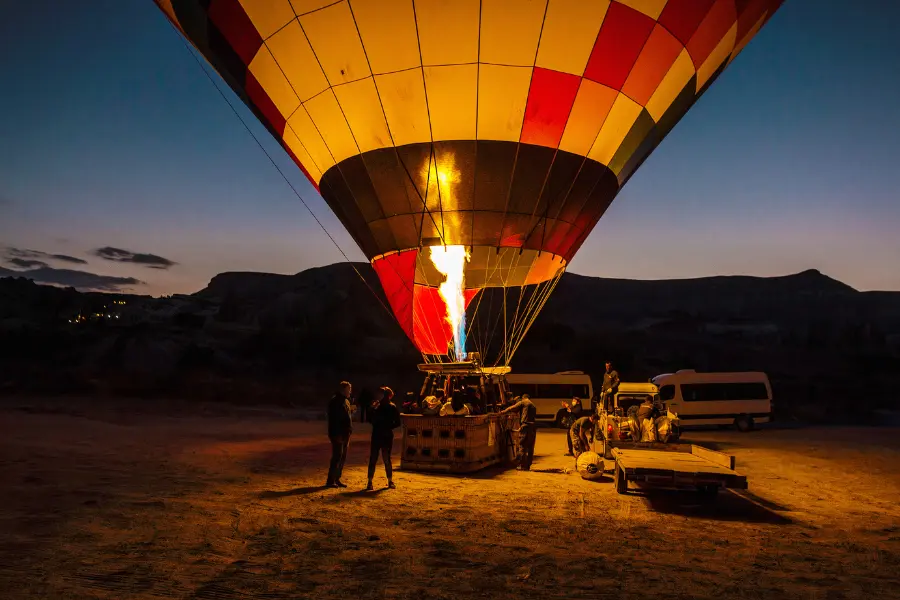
[429,245,470,361]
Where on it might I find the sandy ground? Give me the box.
[1,398,899,600]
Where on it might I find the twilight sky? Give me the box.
[1,0,898,296]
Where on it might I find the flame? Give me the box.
[428,245,470,361]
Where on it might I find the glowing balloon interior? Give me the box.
[156,0,784,365]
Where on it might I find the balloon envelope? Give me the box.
[157,0,783,360]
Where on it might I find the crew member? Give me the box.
[568,413,598,458]
[599,361,620,413]
[367,386,401,490]
[326,380,353,488]
[500,394,537,471]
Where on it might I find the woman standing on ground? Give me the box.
[367,386,401,490]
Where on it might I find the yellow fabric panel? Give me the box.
[350,0,421,74]
[289,0,341,15]
[588,93,642,165]
[239,0,294,39]
[480,0,548,66]
[477,65,532,142]
[645,49,694,122]
[558,80,619,156]
[282,125,323,183]
[247,45,299,119]
[287,108,335,176]
[333,77,392,153]
[423,65,478,141]
[524,252,565,286]
[304,91,359,165]
[375,69,431,147]
[299,2,371,86]
[536,0,610,76]
[414,0,480,66]
[696,22,737,90]
[267,19,329,103]
[729,12,766,65]
[615,0,669,20]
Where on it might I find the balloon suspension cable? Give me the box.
[167,23,398,324]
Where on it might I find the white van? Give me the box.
[505,371,593,427]
[651,370,772,432]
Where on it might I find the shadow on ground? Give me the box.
[638,488,794,525]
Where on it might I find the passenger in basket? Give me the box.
[367,386,401,490]
[421,395,442,416]
[500,394,537,471]
[401,392,420,414]
[326,380,354,488]
[440,393,471,416]
[568,413,598,458]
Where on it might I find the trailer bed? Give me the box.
[611,444,747,496]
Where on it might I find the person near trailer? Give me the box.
[367,386,401,490]
[326,380,354,488]
[401,391,420,414]
[568,413,598,458]
[599,361,620,413]
[500,394,537,471]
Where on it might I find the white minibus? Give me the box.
[651,370,772,431]
[505,371,593,427]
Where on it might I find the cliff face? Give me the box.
[1,266,898,421]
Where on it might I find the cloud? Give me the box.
[0,266,143,292]
[4,247,88,265]
[93,246,176,269]
[9,258,49,269]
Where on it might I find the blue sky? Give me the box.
[1,0,898,295]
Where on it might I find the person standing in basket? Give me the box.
[500,394,537,471]
[326,380,353,488]
[367,386,401,490]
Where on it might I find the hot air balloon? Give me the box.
[156,0,783,368]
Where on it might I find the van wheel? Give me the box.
[734,415,754,432]
[556,411,573,430]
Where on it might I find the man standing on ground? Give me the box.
[367,386,401,490]
[326,380,353,488]
[568,413,598,458]
[599,361,620,413]
[500,394,537,471]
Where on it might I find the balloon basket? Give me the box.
[399,413,520,474]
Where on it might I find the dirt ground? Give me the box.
[1,398,899,599]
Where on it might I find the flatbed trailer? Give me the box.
[610,444,747,497]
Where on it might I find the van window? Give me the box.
[659,385,675,401]
[680,382,768,402]
[537,384,572,399]
[508,383,536,397]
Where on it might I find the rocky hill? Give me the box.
[1,265,898,422]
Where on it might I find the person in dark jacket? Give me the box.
[500,394,537,470]
[599,361,620,412]
[326,381,353,488]
[568,413,597,458]
[367,386,401,490]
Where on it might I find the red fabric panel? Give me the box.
[584,2,656,90]
[246,72,287,136]
[734,0,768,42]
[621,24,684,105]
[686,0,738,69]
[372,250,418,345]
[658,0,715,47]
[520,68,582,149]
[208,0,263,65]
[413,285,479,356]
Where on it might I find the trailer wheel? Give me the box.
[734,415,754,432]
[615,465,627,495]
[697,485,719,501]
